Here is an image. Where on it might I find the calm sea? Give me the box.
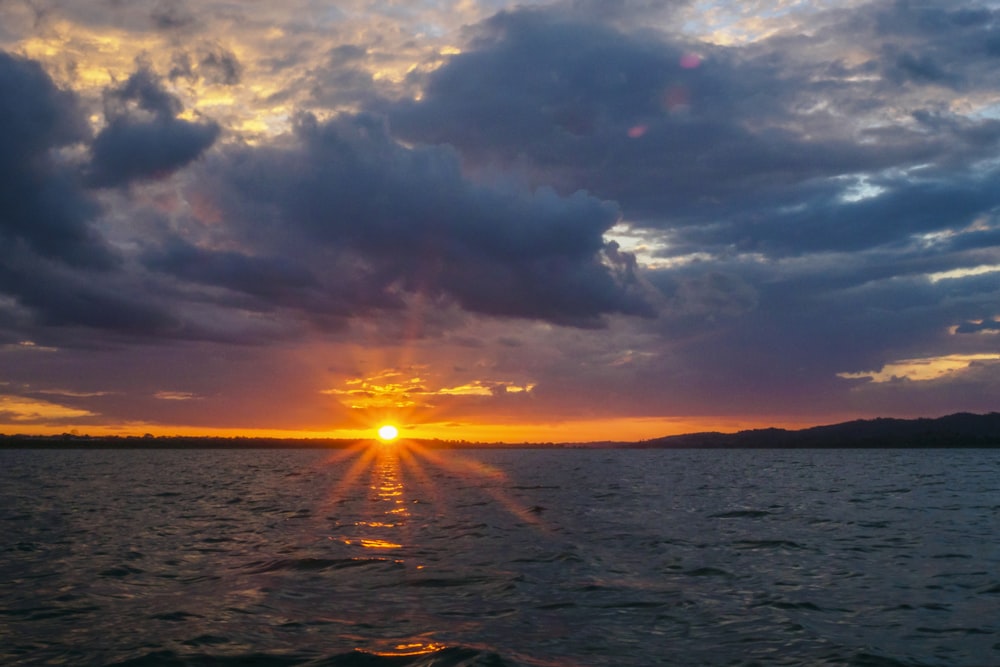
[2,446,998,666]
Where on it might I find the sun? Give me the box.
[377,424,399,442]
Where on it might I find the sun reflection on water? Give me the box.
[358,442,408,549]
[318,438,546,558]
[369,641,447,658]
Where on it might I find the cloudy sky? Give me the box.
[1,0,997,442]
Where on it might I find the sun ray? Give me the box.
[396,443,449,515]
[312,436,550,557]
[315,441,381,520]
[405,441,547,528]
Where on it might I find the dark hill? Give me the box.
[639,412,1000,448]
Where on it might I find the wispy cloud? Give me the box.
[0,395,96,422]
[153,391,200,401]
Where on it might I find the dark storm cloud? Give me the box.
[0,54,241,345]
[0,252,175,336]
[390,8,894,228]
[380,2,999,407]
[0,51,113,268]
[106,66,182,116]
[143,239,319,300]
[0,52,182,343]
[204,112,653,326]
[390,9,683,157]
[87,68,220,187]
[886,50,956,87]
[138,237,393,327]
[865,3,1000,96]
[667,166,1000,257]
[388,4,1000,244]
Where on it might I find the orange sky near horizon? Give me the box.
[0,413,856,444]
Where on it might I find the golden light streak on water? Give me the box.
[368,640,447,658]
[404,441,547,529]
[311,437,551,559]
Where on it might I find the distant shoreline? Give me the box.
[2,412,998,449]
[0,435,577,450]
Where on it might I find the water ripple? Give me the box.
[2,448,999,667]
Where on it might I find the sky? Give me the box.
[0,0,998,442]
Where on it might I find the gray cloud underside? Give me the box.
[389,5,1000,236]
[0,52,112,269]
[384,3,999,358]
[185,112,654,327]
[0,54,230,343]
[87,69,220,188]
[0,49,653,342]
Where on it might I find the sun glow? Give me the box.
[377,424,399,442]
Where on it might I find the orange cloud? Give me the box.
[838,354,1000,383]
[322,368,535,410]
[0,394,96,422]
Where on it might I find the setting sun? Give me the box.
[377,424,399,442]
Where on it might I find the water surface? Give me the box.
[2,446,998,666]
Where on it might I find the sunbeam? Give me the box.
[315,438,548,553]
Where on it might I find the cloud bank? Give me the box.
[0,0,996,435]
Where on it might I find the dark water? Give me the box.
[2,446,999,666]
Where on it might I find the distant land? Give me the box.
[1,412,998,449]
[634,411,1000,449]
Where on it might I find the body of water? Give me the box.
[2,446,998,666]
